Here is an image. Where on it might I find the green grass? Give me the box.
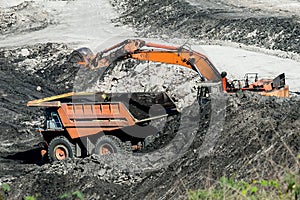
[59,190,84,200]
[188,173,300,200]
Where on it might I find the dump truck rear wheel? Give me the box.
[48,136,75,162]
[94,135,125,155]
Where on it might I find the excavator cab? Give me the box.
[221,71,289,97]
[272,73,286,89]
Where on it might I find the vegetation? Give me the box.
[1,184,10,194]
[24,195,39,200]
[0,183,10,200]
[0,184,84,200]
[59,190,84,200]
[188,172,300,200]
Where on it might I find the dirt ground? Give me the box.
[0,0,299,199]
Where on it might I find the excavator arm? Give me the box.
[71,39,221,82]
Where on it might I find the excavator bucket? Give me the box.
[68,47,94,66]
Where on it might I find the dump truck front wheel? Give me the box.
[48,136,75,162]
[94,135,125,155]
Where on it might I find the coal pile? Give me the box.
[111,0,300,54]
[3,91,299,200]
[0,43,77,180]
[114,94,300,200]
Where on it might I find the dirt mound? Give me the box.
[74,59,201,110]
[116,94,300,200]
[0,1,53,36]
[111,0,300,54]
[0,43,78,181]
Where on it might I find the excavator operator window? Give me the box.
[244,73,258,88]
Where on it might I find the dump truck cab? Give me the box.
[44,109,64,131]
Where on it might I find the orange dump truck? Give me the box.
[27,92,178,161]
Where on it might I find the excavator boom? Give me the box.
[130,50,221,81]
[72,39,221,82]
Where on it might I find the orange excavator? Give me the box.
[70,39,289,98]
[27,39,289,162]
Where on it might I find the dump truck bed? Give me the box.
[28,92,179,139]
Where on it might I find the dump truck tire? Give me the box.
[94,135,125,155]
[123,141,133,154]
[48,136,75,162]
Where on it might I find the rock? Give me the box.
[20,49,30,57]
[98,168,106,176]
